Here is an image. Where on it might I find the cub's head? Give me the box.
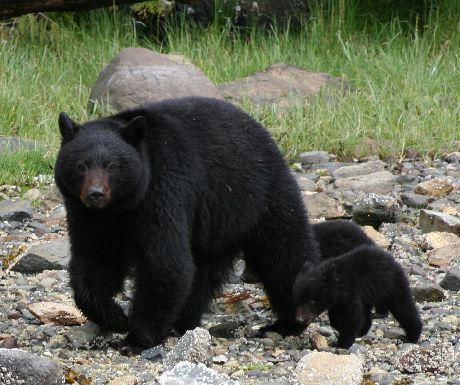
[293,261,338,324]
[55,112,149,210]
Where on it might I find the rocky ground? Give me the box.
[0,152,459,385]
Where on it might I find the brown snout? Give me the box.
[80,169,111,208]
[295,306,315,324]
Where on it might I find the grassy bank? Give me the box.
[0,1,459,185]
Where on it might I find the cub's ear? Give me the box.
[121,116,146,146]
[58,112,80,143]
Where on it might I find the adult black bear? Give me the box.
[293,245,422,349]
[55,96,319,353]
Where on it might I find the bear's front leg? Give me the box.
[69,256,129,333]
[329,301,364,349]
[122,237,195,354]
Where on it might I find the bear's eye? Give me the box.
[76,162,87,173]
[107,163,118,172]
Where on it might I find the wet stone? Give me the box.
[440,267,460,291]
[0,199,33,221]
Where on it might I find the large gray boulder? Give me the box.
[88,48,222,111]
[0,348,63,385]
[217,63,352,109]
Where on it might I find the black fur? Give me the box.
[55,96,319,350]
[293,245,422,349]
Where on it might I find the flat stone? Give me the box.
[159,361,237,385]
[217,63,351,109]
[164,328,212,369]
[208,322,243,339]
[419,209,460,235]
[10,236,70,273]
[440,267,460,291]
[89,48,221,111]
[0,199,33,221]
[414,177,455,197]
[426,243,460,267]
[64,322,101,349]
[332,160,386,179]
[298,151,331,164]
[334,171,398,195]
[0,348,63,385]
[424,231,460,249]
[303,192,347,219]
[295,175,317,192]
[107,375,139,385]
[412,284,445,303]
[292,351,364,385]
[400,192,431,208]
[362,226,391,249]
[28,301,86,326]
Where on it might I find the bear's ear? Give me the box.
[58,112,80,143]
[121,116,146,146]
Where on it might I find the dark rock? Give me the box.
[64,322,101,349]
[352,193,401,228]
[0,199,33,221]
[419,209,460,235]
[208,322,243,338]
[141,345,166,362]
[412,284,446,302]
[440,267,460,291]
[400,192,431,208]
[10,236,70,273]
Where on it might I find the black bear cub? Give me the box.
[293,245,422,349]
[55,96,319,353]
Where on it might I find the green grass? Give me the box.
[0,1,459,185]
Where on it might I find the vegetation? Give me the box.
[0,1,459,185]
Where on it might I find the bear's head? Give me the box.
[293,261,339,324]
[55,112,149,210]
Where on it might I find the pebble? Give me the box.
[0,155,459,385]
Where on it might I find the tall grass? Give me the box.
[0,1,459,185]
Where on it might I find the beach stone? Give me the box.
[217,63,351,109]
[159,361,237,385]
[424,231,460,249]
[419,209,460,235]
[412,284,445,302]
[164,328,212,369]
[303,192,347,219]
[0,348,63,385]
[291,351,364,385]
[309,332,328,350]
[298,151,331,165]
[440,267,460,291]
[295,175,317,192]
[362,226,391,249]
[0,199,33,221]
[107,375,139,385]
[332,160,385,179]
[414,177,455,197]
[400,192,431,208]
[10,236,70,273]
[28,301,86,326]
[89,48,221,111]
[426,243,460,267]
[208,322,243,339]
[64,322,101,349]
[398,343,455,374]
[352,193,401,228]
[334,171,398,194]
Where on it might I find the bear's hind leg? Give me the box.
[244,205,318,337]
